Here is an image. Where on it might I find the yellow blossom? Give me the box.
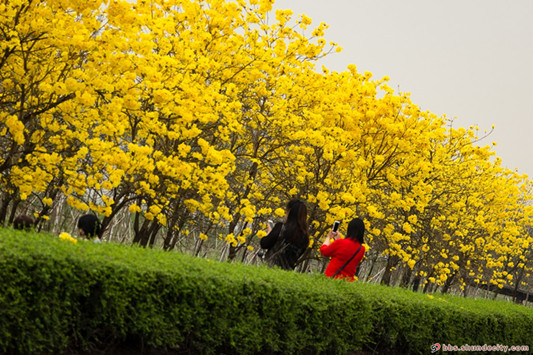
[59,232,77,244]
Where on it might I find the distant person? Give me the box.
[13,215,35,231]
[77,214,102,243]
[260,199,309,270]
[320,218,366,280]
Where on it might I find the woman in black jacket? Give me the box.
[260,199,309,270]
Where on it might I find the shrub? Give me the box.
[1,229,532,354]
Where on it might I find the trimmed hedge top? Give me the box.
[1,229,532,354]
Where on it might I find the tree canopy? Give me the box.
[1,0,532,294]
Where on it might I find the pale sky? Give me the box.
[274,0,533,179]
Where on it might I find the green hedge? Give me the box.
[1,230,532,354]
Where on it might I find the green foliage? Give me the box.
[1,229,532,354]
[353,282,533,354]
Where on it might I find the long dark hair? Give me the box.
[346,218,365,244]
[78,214,101,238]
[284,199,308,246]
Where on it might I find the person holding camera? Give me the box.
[320,218,366,280]
[260,199,309,270]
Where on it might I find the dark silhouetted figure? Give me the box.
[13,215,35,231]
[261,199,309,270]
[77,214,101,243]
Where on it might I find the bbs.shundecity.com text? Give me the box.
[431,343,529,353]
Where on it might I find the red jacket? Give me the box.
[320,238,365,280]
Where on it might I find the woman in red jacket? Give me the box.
[320,218,366,280]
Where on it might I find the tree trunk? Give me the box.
[99,196,129,238]
[133,218,151,245]
[163,210,190,251]
[227,220,248,261]
[227,244,243,261]
[399,266,412,288]
[0,192,12,226]
[146,220,162,248]
[297,248,313,273]
[7,198,21,225]
[194,239,205,257]
[380,255,399,286]
[423,272,436,293]
[513,265,526,304]
[364,253,379,282]
[441,272,457,294]
[412,276,421,293]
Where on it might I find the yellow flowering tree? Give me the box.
[0,0,532,297]
[0,0,106,225]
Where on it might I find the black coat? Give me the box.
[260,222,308,270]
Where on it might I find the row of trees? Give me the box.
[1,0,532,297]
